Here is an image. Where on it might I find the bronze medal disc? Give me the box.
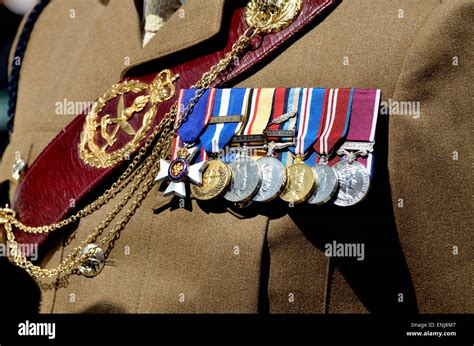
[191,159,232,200]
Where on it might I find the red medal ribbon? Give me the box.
[314,88,353,157]
[266,88,294,142]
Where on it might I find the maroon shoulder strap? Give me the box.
[12,0,337,247]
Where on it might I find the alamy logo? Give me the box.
[380,98,421,118]
[18,320,56,340]
[324,241,365,261]
[0,242,38,261]
[55,98,94,115]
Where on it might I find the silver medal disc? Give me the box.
[333,160,371,207]
[308,164,339,205]
[78,244,105,278]
[224,156,262,203]
[253,156,287,202]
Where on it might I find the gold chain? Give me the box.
[0,29,259,279]
[0,0,305,279]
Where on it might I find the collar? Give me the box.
[105,0,225,76]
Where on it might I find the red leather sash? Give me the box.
[12,0,337,247]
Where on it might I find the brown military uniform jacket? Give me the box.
[0,0,472,313]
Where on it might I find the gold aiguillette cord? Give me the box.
[0,0,303,279]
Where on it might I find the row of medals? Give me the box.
[79,146,371,276]
[169,144,371,207]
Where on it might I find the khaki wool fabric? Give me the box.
[0,0,472,313]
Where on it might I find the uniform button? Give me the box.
[78,244,105,278]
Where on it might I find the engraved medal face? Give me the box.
[191,159,232,200]
[308,164,339,205]
[280,162,317,204]
[78,244,105,278]
[224,157,262,203]
[79,70,179,168]
[333,160,371,207]
[253,156,286,202]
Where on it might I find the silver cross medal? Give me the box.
[155,146,208,198]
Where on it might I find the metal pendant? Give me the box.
[78,244,105,278]
[155,146,208,199]
[280,157,317,204]
[333,160,371,207]
[253,156,287,202]
[224,155,262,203]
[191,159,232,200]
[308,164,339,205]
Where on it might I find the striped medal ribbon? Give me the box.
[223,88,275,204]
[155,89,215,198]
[280,88,326,204]
[253,88,297,202]
[307,88,354,205]
[314,88,354,162]
[191,89,251,200]
[331,89,380,206]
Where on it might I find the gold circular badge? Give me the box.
[280,161,317,204]
[245,0,303,34]
[191,160,232,200]
[79,70,179,168]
